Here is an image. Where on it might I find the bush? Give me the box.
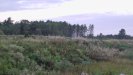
[55,60,73,71]
[87,45,120,61]
[0,30,4,35]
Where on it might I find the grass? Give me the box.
[57,60,133,75]
[0,35,132,75]
[85,62,133,75]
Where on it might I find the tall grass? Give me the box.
[0,36,132,75]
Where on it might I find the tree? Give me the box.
[79,25,87,37]
[87,24,94,38]
[2,17,14,34]
[29,21,38,35]
[3,17,13,26]
[98,33,103,40]
[118,29,126,39]
[20,20,29,35]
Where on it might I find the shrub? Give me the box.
[87,45,120,61]
[55,60,73,71]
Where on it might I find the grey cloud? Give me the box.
[0,0,71,11]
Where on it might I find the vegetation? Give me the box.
[0,17,132,75]
[0,17,132,39]
[0,17,87,37]
[0,36,132,75]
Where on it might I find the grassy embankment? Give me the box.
[0,35,133,75]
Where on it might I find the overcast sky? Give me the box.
[0,0,133,35]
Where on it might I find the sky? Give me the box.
[0,0,133,35]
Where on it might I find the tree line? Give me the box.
[0,17,87,37]
[96,29,133,39]
[0,17,132,39]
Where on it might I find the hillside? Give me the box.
[0,36,133,75]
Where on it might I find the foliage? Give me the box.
[0,36,132,75]
[0,18,87,37]
[96,28,133,39]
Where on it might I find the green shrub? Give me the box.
[55,60,73,71]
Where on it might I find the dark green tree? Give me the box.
[20,20,29,35]
[87,24,94,38]
[2,17,14,34]
[118,29,126,39]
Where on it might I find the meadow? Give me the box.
[0,35,133,75]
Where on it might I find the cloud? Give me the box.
[1,0,133,14]
[0,0,133,36]
[52,13,133,35]
[0,0,71,11]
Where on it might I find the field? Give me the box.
[0,35,133,75]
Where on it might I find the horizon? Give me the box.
[0,0,133,35]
